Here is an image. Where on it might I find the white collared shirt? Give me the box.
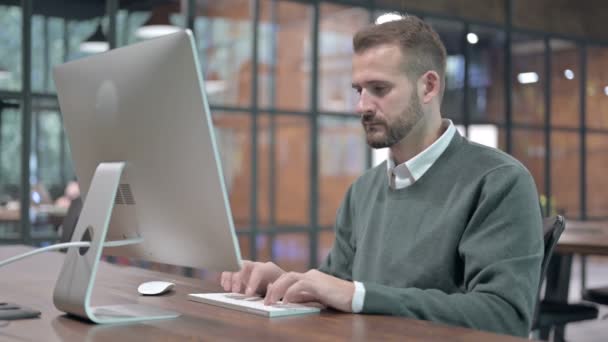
[386,119,456,190]
[351,119,456,313]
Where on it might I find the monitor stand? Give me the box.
[53,161,180,324]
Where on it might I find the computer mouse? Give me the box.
[137,281,175,296]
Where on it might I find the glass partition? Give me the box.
[468,25,505,124]
[194,0,252,108]
[511,34,546,126]
[0,5,21,91]
[259,0,312,111]
[318,4,369,114]
[318,116,365,227]
[427,18,465,124]
[587,134,608,218]
[551,131,580,218]
[511,128,545,196]
[212,112,252,229]
[550,40,580,128]
[0,104,22,239]
[586,46,608,130]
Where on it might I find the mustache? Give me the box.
[361,114,385,126]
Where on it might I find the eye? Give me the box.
[371,85,388,96]
[353,87,362,95]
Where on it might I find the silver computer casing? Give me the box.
[52,30,241,324]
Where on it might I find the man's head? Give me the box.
[351,15,447,149]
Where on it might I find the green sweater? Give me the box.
[318,132,543,337]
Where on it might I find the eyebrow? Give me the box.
[352,80,392,88]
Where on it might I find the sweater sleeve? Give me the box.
[361,165,544,337]
[318,186,355,281]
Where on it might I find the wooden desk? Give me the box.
[0,209,20,222]
[0,207,67,224]
[547,220,608,300]
[556,220,608,256]
[0,245,527,341]
[546,220,608,301]
[0,208,66,241]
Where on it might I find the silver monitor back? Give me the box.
[54,30,241,272]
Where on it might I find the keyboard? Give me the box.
[188,293,321,318]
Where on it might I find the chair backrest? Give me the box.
[540,215,566,281]
[532,215,566,325]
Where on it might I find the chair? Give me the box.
[582,286,608,306]
[532,215,599,341]
[532,215,566,329]
[580,255,608,316]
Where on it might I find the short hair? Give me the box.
[353,14,447,98]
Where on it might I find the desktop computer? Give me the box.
[52,29,241,324]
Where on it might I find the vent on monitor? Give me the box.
[114,183,136,205]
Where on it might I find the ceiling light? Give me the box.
[135,8,180,40]
[80,23,109,54]
[564,69,574,80]
[466,33,479,45]
[517,72,539,84]
[604,86,608,96]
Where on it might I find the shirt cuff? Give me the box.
[351,281,366,313]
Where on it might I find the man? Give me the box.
[221,15,543,337]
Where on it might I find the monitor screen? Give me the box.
[53,30,241,272]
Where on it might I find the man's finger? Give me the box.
[283,281,318,304]
[245,267,264,296]
[239,262,255,290]
[263,282,274,305]
[220,272,226,289]
[220,272,232,291]
[265,272,300,305]
[232,271,243,293]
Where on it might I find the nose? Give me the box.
[356,89,375,116]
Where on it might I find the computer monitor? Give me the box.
[52,29,241,324]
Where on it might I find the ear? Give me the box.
[418,71,441,104]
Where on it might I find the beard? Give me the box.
[362,91,425,149]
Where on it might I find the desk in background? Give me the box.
[0,208,20,224]
[546,220,608,301]
[0,245,528,341]
[556,220,608,257]
[0,207,67,242]
[0,206,67,225]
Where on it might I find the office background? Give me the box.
[0,0,607,273]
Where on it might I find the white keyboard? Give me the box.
[188,293,321,318]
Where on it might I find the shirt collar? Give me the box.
[386,119,456,187]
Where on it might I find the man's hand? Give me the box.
[220,260,285,296]
[264,269,355,312]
